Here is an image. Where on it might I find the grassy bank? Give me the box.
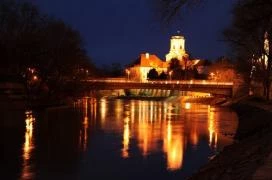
[189,98,272,179]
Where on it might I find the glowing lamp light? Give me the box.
[185,102,191,110]
[125,69,130,80]
[210,72,215,80]
[145,53,150,59]
[33,75,38,81]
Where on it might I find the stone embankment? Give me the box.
[189,97,272,180]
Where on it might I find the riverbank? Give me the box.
[189,97,272,179]
[182,96,228,105]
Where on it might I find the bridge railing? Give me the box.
[85,78,233,86]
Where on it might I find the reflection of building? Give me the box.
[163,121,184,171]
[79,98,238,172]
[127,33,204,81]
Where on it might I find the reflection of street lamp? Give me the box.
[125,69,130,80]
[169,70,173,81]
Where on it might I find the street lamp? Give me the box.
[169,70,173,81]
[210,72,215,80]
[33,75,38,81]
[125,69,130,80]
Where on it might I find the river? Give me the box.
[3,97,238,180]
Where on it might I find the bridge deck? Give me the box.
[83,79,234,97]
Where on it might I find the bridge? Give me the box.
[82,79,234,97]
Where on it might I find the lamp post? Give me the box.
[210,72,215,80]
[169,70,173,81]
[125,69,130,80]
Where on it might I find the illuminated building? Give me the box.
[166,35,187,62]
[128,53,168,81]
[127,33,205,81]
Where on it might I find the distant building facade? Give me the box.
[165,35,188,62]
[127,33,206,81]
[128,53,168,81]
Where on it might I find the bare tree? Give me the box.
[151,0,205,24]
[224,0,272,100]
[0,1,95,102]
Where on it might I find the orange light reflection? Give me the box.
[21,110,35,180]
[163,120,184,171]
[122,116,130,158]
[208,106,218,149]
[100,98,107,123]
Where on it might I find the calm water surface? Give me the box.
[3,98,238,180]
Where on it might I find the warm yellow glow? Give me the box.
[115,100,123,120]
[100,98,107,123]
[208,106,218,149]
[122,117,130,158]
[185,102,191,110]
[136,101,165,156]
[145,52,150,59]
[190,130,198,146]
[210,72,215,80]
[90,98,97,120]
[166,35,186,62]
[130,101,135,123]
[84,98,88,116]
[167,121,172,142]
[138,113,149,156]
[125,69,130,80]
[81,116,89,151]
[139,67,151,81]
[74,97,237,172]
[21,110,35,180]
[33,75,38,81]
[149,101,154,122]
[169,70,173,80]
[164,120,184,171]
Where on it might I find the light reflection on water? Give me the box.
[75,97,238,172]
[79,98,89,152]
[11,97,238,179]
[20,110,36,180]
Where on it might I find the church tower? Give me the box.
[166,33,186,62]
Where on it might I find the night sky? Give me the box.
[32,0,236,66]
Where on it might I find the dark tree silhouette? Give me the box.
[0,1,95,102]
[152,0,205,24]
[168,58,185,80]
[158,71,167,80]
[147,68,159,80]
[224,0,272,100]
[168,58,180,71]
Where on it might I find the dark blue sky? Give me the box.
[33,0,235,66]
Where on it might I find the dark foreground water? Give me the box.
[3,98,238,180]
